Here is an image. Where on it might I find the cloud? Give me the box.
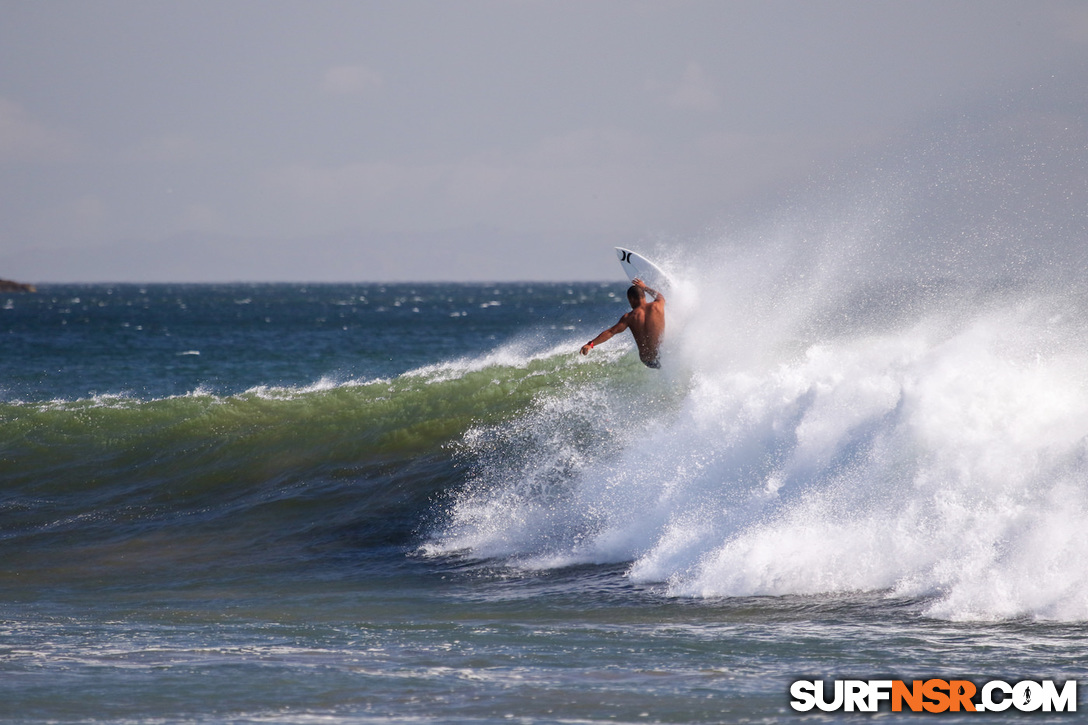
[0,97,80,162]
[691,129,879,201]
[523,127,648,166]
[21,194,108,245]
[125,133,205,163]
[319,64,384,96]
[70,195,107,226]
[259,120,869,245]
[181,203,221,231]
[668,61,719,111]
[267,160,442,208]
[1052,4,1088,43]
[263,127,666,236]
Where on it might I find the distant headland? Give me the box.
[0,279,36,293]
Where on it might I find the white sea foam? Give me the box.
[428,226,1088,621]
[243,376,351,400]
[402,336,626,385]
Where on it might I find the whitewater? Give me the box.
[422,239,1088,623]
[423,123,1088,626]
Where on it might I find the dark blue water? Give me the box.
[1,283,618,400]
[3,282,1087,723]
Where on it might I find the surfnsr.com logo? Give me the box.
[790,679,1077,713]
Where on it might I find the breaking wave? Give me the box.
[426,133,1088,622]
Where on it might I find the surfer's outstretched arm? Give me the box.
[580,318,629,356]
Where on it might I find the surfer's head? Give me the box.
[627,285,644,307]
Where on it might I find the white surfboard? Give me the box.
[615,247,671,290]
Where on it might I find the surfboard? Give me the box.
[615,247,671,290]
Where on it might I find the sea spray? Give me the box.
[428,231,1088,621]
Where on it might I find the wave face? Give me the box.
[426,177,1088,622]
[0,283,625,597]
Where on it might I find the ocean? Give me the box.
[3,271,1088,723]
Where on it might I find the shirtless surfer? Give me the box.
[580,278,665,368]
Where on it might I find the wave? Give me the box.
[425,232,1088,622]
[0,343,640,593]
[10,250,1088,622]
[3,339,606,467]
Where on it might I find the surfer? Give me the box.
[581,278,665,368]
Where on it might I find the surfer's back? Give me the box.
[580,278,666,368]
[624,294,665,367]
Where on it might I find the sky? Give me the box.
[2,0,1087,282]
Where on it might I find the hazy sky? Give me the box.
[3,0,1087,282]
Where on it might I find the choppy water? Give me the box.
[3,274,1088,723]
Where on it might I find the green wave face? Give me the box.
[0,348,641,586]
[4,348,615,480]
